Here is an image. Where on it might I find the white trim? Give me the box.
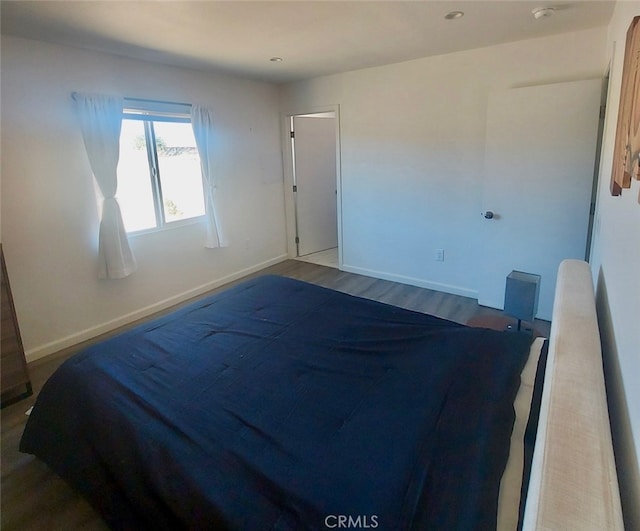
[588,44,616,268]
[26,254,288,363]
[280,113,296,259]
[341,263,478,299]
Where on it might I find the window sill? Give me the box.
[127,215,206,238]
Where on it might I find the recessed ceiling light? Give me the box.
[444,11,464,20]
[269,57,283,62]
[532,7,555,19]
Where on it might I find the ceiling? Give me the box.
[0,1,615,84]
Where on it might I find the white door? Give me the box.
[293,115,338,256]
[478,79,601,320]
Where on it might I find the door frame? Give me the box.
[585,70,611,261]
[281,104,342,268]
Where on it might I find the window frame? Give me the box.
[118,103,206,236]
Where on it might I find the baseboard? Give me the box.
[26,254,289,363]
[341,263,477,299]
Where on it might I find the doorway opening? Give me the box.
[285,109,341,269]
[585,71,611,262]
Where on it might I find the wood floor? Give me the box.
[1,260,550,530]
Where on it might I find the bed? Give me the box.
[19,260,623,530]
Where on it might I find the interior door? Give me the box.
[293,115,338,256]
[478,79,601,320]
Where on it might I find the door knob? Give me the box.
[483,211,494,219]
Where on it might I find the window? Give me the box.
[117,102,205,233]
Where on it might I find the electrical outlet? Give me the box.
[435,249,444,262]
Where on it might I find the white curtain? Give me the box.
[75,93,136,279]
[191,105,227,248]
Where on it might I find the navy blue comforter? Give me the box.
[21,275,532,530]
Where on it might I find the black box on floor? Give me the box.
[504,270,540,323]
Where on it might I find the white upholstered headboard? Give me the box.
[522,259,624,530]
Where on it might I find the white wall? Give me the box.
[0,36,288,361]
[590,3,640,528]
[281,17,640,526]
[281,28,608,299]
